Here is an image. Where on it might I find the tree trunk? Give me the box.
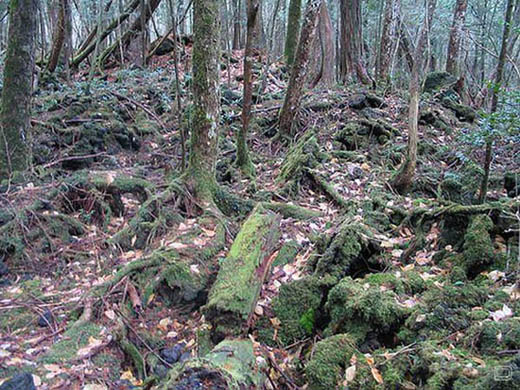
[46,0,67,73]
[478,0,515,203]
[391,0,437,193]
[446,0,468,75]
[184,0,221,202]
[204,205,280,340]
[284,0,301,66]
[232,0,241,49]
[338,0,371,84]
[311,1,334,87]
[236,0,259,177]
[0,0,38,180]
[279,0,322,137]
[377,0,400,81]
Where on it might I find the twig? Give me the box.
[109,91,166,130]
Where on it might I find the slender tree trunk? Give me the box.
[236,0,259,176]
[279,0,322,136]
[185,0,221,202]
[377,0,400,81]
[338,0,371,84]
[391,0,437,193]
[446,0,468,75]
[232,0,241,49]
[284,0,301,66]
[0,0,38,180]
[478,0,515,203]
[46,0,70,73]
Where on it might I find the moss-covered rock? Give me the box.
[326,277,409,342]
[310,221,381,284]
[505,172,519,198]
[462,215,495,277]
[305,334,356,390]
[271,276,325,345]
[163,339,264,390]
[441,97,477,123]
[423,71,457,93]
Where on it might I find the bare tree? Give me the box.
[391,0,437,193]
[279,0,322,136]
[236,0,259,177]
[446,0,468,75]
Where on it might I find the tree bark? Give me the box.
[236,0,259,176]
[284,0,301,66]
[311,1,335,87]
[478,0,515,203]
[377,0,400,81]
[279,0,322,136]
[0,0,38,180]
[391,0,437,193]
[446,0,468,75]
[46,0,68,73]
[338,0,371,84]
[184,0,221,202]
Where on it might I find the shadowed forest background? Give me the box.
[0,0,519,389]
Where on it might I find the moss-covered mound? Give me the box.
[271,276,325,346]
[326,276,410,342]
[305,334,356,390]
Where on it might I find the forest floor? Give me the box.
[0,47,519,390]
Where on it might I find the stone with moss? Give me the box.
[305,334,356,390]
[423,71,457,93]
[326,277,409,342]
[271,276,324,345]
[163,339,263,390]
[461,215,495,277]
[441,97,476,123]
[310,221,380,284]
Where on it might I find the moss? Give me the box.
[423,71,457,92]
[204,206,280,339]
[326,277,409,340]
[469,318,520,354]
[272,276,324,345]
[164,339,263,390]
[363,271,425,295]
[272,240,300,267]
[40,321,102,364]
[462,215,495,277]
[311,221,379,284]
[305,334,356,390]
[442,97,477,122]
[277,130,327,196]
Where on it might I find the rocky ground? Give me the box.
[0,47,519,390]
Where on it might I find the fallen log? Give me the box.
[162,339,264,390]
[204,205,280,340]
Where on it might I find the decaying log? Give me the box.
[204,205,281,340]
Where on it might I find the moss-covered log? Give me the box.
[163,339,264,390]
[204,206,280,340]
